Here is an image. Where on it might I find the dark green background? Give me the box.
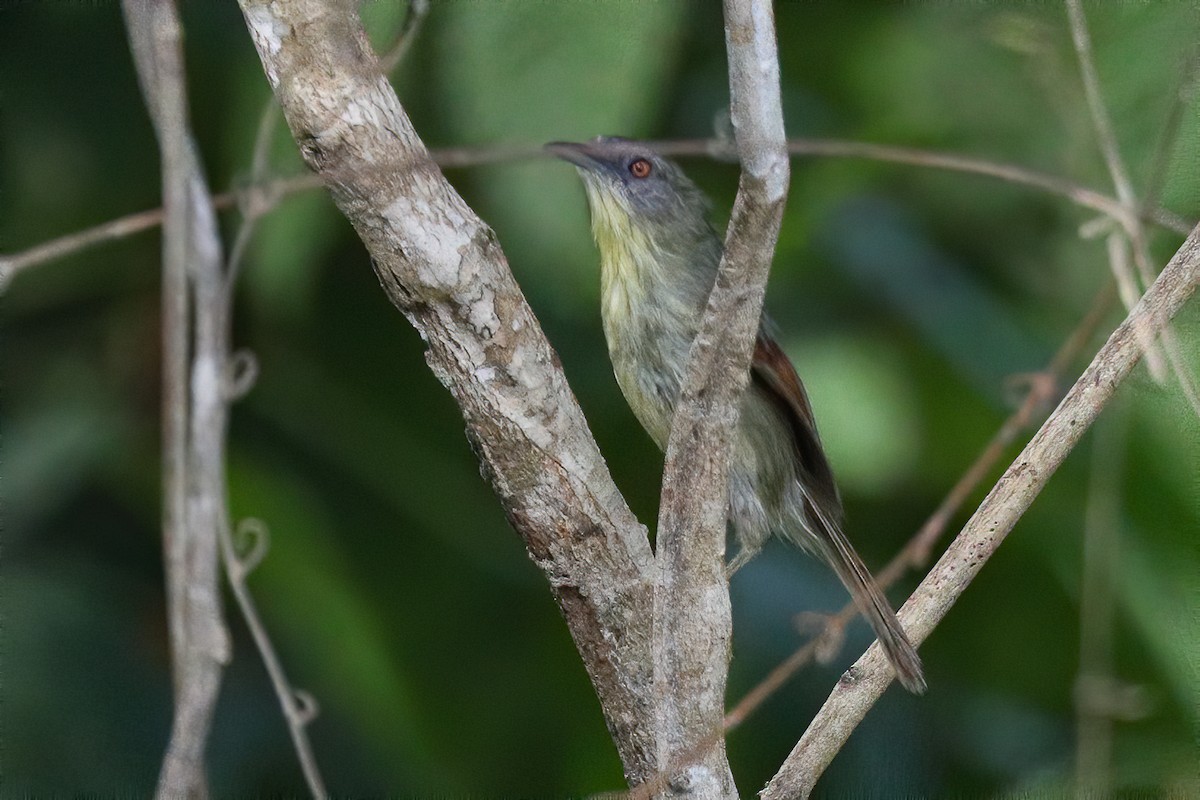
[3,1,1198,796]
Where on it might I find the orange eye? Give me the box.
[629,158,652,179]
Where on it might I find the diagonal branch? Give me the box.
[1065,0,1136,212]
[219,519,327,798]
[236,0,661,786]
[761,223,1200,799]
[722,279,1118,734]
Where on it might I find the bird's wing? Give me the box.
[750,331,843,518]
[751,331,926,693]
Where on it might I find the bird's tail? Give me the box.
[798,488,927,694]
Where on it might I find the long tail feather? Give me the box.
[800,488,927,694]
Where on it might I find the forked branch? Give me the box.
[237,0,660,786]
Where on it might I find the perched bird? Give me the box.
[548,136,926,694]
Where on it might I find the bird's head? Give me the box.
[546,137,715,259]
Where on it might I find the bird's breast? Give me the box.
[600,267,695,449]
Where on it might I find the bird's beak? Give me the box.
[545,140,605,171]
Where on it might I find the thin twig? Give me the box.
[1068,0,1200,423]
[654,138,1191,236]
[209,6,435,794]
[219,519,328,799]
[380,0,429,74]
[722,279,1117,733]
[0,206,166,288]
[1066,0,1170,384]
[224,95,280,294]
[762,223,1200,799]
[4,139,1192,291]
[214,50,330,800]
[1065,0,1137,212]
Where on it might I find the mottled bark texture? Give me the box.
[239,0,793,795]
[237,0,663,784]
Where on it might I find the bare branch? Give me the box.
[122,0,232,796]
[236,0,661,785]
[653,138,1191,236]
[639,0,789,795]
[4,138,1191,290]
[1066,0,1200,427]
[1065,0,1136,213]
[1067,0,1169,386]
[723,279,1117,734]
[208,48,331,799]
[223,90,281,294]
[220,519,328,798]
[761,223,1200,799]
[210,7,436,790]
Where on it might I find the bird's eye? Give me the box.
[628,158,652,179]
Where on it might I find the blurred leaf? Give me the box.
[4,560,168,795]
[1161,87,1200,218]
[435,2,687,146]
[4,383,128,540]
[1117,487,1200,731]
[243,190,342,321]
[784,334,921,495]
[820,196,1047,399]
[1119,531,1200,727]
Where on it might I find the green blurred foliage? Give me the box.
[3,1,1199,796]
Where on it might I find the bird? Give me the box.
[547,136,926,694]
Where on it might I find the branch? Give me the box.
[379,0,429,74]
[761,223,1200,799]
[4,139,1192,291]
[121,0,232,796]
[1067,0,1170,387]
[722,279,1117,733]
[236,0,660,786]
[220,519,327,798]
[653,138,1192,236]
[217,59,330,798]
[1070,0,1200,434]
[645,0,789,795]
[1065,0,1136,214]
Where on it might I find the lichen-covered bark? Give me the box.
[238,0,660,783]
